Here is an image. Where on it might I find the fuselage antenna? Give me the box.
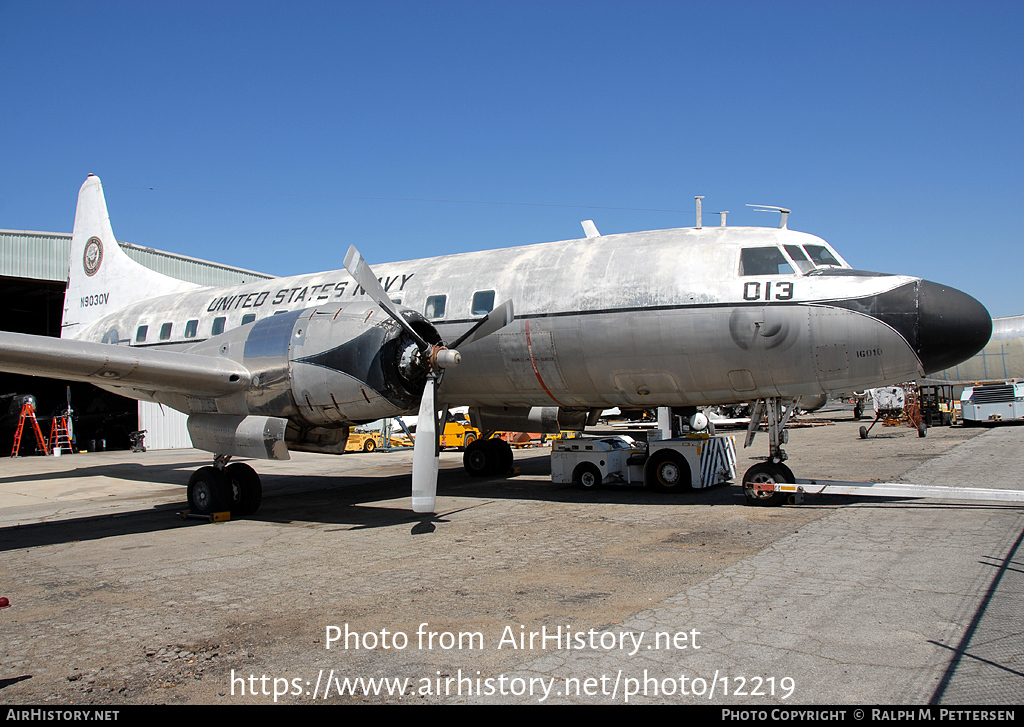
[746,204,791,229]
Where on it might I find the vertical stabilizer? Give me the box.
[62,175,198,339]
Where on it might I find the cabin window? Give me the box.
[783,245,815,274]
[185,319,199,338]
[159,323,172,341]
[803,245,841,267]
[212,317,226,336]
[135,325,148,343]
[425,295,447,319]
[241,313,256,326]
[471,290,495,315]
[739,247,794,276]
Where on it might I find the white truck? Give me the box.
[550,434,737,491]
[960,381,1024,424]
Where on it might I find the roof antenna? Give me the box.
[746,204,790,229]
[718,211,728,227]
[581,220,600,238]
[695,196,704,229]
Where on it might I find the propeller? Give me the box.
[344,246,513,514]
[343,246,433,351]
[410,376,439,513]
[450,298,515,349]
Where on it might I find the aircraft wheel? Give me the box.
[742,462,792,507]
[853,404,863,420]
[859,425,869,439]
[493,438,514,475]
[918,422,927,438]
[226,462,262,516]
[645,451,692,493]
[363,439,376,452]
[573,462,602,489]
[220,468,243,512]
[187,466,225,515]
[463,439,494,476]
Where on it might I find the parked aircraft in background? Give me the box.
[924,315,1024,384]
[0,176,992,514]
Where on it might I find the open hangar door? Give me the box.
[0,274,137,454]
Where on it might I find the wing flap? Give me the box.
[0,331,251,396]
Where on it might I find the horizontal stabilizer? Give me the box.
[0,331,251,396]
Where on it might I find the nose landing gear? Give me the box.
[741,397,798,507]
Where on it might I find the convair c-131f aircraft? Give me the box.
[0,176,991,514]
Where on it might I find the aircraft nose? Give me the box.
[916,280,991,374]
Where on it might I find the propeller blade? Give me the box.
[411,376,439,513]
[343,245,429,349]
[450,299,515,349]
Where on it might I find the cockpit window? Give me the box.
[739,247,794,276]
[803,245,841,267]
[784,245,815,274]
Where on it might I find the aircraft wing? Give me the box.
[0,331,251,396]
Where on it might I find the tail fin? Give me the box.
[61,175,197,339]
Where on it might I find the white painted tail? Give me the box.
[61,175,196,339]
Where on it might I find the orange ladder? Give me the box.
[11,402,49,457]
[49,415,73,455]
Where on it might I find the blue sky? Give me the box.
[2,1,1021,315]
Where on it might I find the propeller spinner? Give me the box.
[343,245,513,514]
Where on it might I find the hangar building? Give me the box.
[0,228,273,452]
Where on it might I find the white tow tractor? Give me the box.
[960,381,1024,424]
[550,433,738,492]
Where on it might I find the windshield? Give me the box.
[784,245,815,274]
[803,244,842,267]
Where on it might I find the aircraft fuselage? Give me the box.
[71,225,991,421]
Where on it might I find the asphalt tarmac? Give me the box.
[0,413,1021,705]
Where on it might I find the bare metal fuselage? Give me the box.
[68,224,978,425]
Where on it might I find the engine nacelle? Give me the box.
[469,406,600,434]
[186,302,441,428]
[187,414,290,460]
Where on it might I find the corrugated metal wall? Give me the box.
[0,230,274,286]
[121,242,274,286]
[0,230,70,282]
[138,401,194,450]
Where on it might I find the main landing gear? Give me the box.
[187,455,263,517]
[741,397,797,507]
[462,436,514,477]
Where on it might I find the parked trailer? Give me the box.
[551,435,737,491]
[960,381,1024,424]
